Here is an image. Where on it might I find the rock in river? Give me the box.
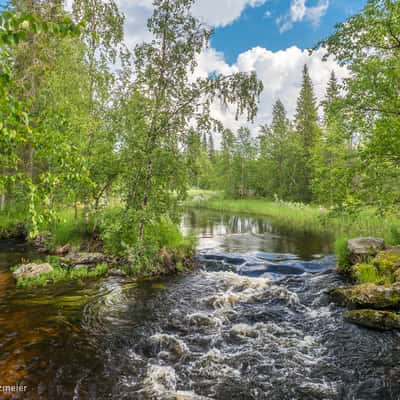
[62,252,110,266]
[330,283,400,309]
[345,309,400,330]
[13,263,53,280]
[348,237,385,264]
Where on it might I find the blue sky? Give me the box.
[211,0,366,63]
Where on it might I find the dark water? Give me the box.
[0,209,400,400]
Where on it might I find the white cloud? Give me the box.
[193,45,349,134]
[192,0,266,27]
[110,0,268,48]
[277,0,329,33]
[65,0,347,138]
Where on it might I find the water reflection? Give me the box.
[182,209,333,259]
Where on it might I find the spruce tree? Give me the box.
[294,64,320,202]
[259,99,301,200]
[323,71,340,126]
[312,70,353,206]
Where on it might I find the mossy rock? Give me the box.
[348,237,385,265]
[330,283,400,309]
[345,309,400,330]
[373,247,400,273]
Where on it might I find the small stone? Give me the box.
[12,263,53,280]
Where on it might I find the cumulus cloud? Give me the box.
[112,0,268,48]
[65,0,346,138]
[193,45,349,134]
[192,0,266,27]
[277,0,329,33]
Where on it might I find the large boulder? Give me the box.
[330,283,400,309]
[13,263,53,280]
[62,252,109,266]
[345,309,400,330]
[348,237,385,265]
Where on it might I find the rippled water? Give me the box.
[1,210,400,399]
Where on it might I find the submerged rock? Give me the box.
[13,263,53,280]
[348,237,385,264]
[330,283,400,309]
[345,309,400,330]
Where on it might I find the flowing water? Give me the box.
[1,209,400,400]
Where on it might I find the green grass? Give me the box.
[16,262,109,288]
[0,209,26,238]
[38,208,93,247]
[354,263,381,284]
[335,237,351,273]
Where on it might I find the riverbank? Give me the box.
[0,207,196,287]
[187,192,400,245]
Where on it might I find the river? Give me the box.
[0,209,400,399]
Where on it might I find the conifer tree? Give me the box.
[259,99,301,200]
[294,64,320,202]
[312,71,354,206]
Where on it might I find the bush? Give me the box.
[335,237,351,273]
[100,208,195,272]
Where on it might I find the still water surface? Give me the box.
[0,209,399,399]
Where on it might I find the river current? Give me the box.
[0,209,400,399]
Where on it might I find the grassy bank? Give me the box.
[2,205,196,285]
[188,194,400,245]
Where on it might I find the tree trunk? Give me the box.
[0,193,5,212]
[0,166,6,211]
[138,158,153,242]
[74,200,78,223]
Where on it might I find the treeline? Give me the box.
[0,0,263,260]
[196,0,400,214]
[195,65,351,207]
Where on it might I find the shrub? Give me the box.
[335,237,351,273]
[354,263,380,283]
